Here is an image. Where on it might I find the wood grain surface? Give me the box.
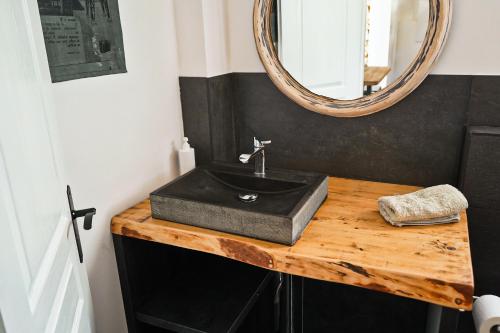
[364,66,392,86]
[111,177,473,310]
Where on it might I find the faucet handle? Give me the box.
[253,137,272,148]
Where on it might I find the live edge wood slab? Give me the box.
[111,177,474,310]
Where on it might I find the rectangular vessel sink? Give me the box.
[150,164,328,245]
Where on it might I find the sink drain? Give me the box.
[238,193,259,203]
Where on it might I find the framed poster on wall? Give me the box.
[37,0,127,82]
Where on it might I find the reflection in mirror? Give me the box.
[271,0,429,100]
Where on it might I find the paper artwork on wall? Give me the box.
[37,0,127,82]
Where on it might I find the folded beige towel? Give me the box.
[378,184,468,227]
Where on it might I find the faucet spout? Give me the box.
[239,137,271,175]
[239,147,264,164]
[239,154,251,164]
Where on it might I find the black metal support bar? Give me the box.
[292,275,304,333]
[112,235,139,333]
[281,274,304,333]
[274,273,284,332]
[426,304,460,333]
[282,275,291,333]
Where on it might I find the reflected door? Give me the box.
[277,0,367,99]
[0,0,95,332]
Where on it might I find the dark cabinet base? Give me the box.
[113,235,277,333]
[113,235,463,333]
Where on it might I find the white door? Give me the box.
[278,0,367,99]
[0,0,95,332]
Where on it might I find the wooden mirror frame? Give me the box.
[253,0,452,117]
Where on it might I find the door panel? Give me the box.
[0,0,94,332]
[279,0,367,99]
[0,0,62,278]
[1,90,63,281]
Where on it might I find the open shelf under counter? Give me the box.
[135,255,272,333]
[113,236,276,333]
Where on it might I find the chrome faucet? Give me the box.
[239,137,271,175]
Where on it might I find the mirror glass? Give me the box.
[271,0,429,100]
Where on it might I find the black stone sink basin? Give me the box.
[150,164,328,245]
[208,170,307,194]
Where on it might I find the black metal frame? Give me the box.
[283,274,303,333]
[426,304,460,333]
[113,234,461,333]
[113,235,141,333]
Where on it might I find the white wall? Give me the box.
[175,0,230,77]
[174,0,208,76]
[51,1,184,332]
[432,0,500,75]
[178,0,500,77]
[225,0,264,73]
[202,0,230,76]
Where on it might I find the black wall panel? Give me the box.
[460,127,500,209]
[233,74,470,187]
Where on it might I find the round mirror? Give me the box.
[254,0,452,117]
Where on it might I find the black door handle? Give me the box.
[72,208,96,230]
[66,186,96,263]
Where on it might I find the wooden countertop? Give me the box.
[111,177,474,310]
[364,66,391,86]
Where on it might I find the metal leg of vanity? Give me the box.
[113,235,140,333]
[281,274,304,333]
[426,304,461,333]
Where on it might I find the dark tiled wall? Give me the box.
[461,127,500,209]
[180,73,500,333]
[179,78,212,164]
[467,76,500,127]
[181,73,500,186]
[233,74,471,187]
[179,76,237,165]
[460,127,500,299]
